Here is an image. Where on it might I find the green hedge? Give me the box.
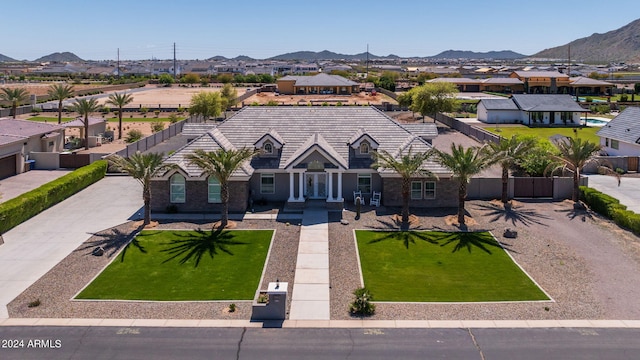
[579,186,627,218]
[0,160,107,234]
[579,186,640,236]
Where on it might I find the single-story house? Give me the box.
[510,71,571,94]
[0,118,64,179]
[596,107,640,156]
[150,107,453,213]
[569,76,614,96]
[276,73,359,95]
[477,94,586,125]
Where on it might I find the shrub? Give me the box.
[266,100,279,106]
[168,114,179,123]
[154,110,160,117]
[102,106,111,114]
[620,94,629,102]
[228,303,236,312]
[125,129,143,143]
[610,208,640,236]
[0,161,107,234]
[349,287,375,316]
[150,121,165,133]
[177,106,185,113]
[140,107,149,114]
[585,97,593,103]
[28,299,41,308]
[579,186,626,218]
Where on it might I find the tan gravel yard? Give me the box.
[9,200,640,320]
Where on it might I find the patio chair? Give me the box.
[370,191,381,207]
[353,190,362,205]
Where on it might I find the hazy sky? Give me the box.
[2,0,637,61]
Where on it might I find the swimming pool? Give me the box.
[584,118,610,126]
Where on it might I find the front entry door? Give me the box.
[305,173,327,199]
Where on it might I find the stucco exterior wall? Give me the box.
[381,177,458,208]
[150,179,249,213]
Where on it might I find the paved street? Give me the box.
[585,174,640,213]
[1,326,639,359]
[0,176,142,318]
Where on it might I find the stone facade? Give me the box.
[381,177,458,208]
[150,179,249,213]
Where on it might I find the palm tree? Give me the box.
[546,136,619,204]
[47,83,75,124]
[69,98,100,150]
[486,135,535,204]
[108,152,176,226]
[106,92,134,139]
[0,87,29,119]
[433,144,492,226]
[372,146,435,226]
[187,147,258,230]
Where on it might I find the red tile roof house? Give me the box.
[0,118,64,179]
[149,107,456,214]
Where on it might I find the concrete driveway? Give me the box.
[0,176,142,318]
[585,174,640,213]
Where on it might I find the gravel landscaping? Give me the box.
[9,199,640,321]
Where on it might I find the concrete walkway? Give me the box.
[289,209,330,320]
[585,174,640,213]
[0,176,142,318]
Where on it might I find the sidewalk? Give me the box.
[0,176,142,318]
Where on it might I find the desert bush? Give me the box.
[125,129,143,143]
[349,287,375,316]
[150,121,165,133]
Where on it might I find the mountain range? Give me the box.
[532,18,640,63]
[2,18,639,63]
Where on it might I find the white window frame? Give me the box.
[424,181,436,199]
[260,173,275,194]
[359,142,370,155]
[263,142,273,155]
[611,139,619,150]
[357,173,372,194]
[170,174,186,203]
[208,177,221,203]
[411,181,422,200]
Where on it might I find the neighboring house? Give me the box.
[477,94,586,124]
[150,107,453,213]
[597,107,640,156]
[0,118,64,179]
[276,73,359,95]
[569,76,614,96]
[428,78,482,92]
[62,117,107,147]
[509,71,572,94]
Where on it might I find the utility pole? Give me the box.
[117,48,120,79]
[366,44,369,76]
[173,42,177,80]
[567,44,571,78]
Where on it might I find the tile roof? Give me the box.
[181,123,217,137]
[0,118,63,146]
[62,117,106,127]
[428,77,482,84]
[569,76,614,86]
[164,107,449,177]
[400,123,439,138]
[280,73,358,87]
[512,71,569,78]
[481,77,524,85]
[511,94,585,112]
[596,107,640,145]
[479,98,520,111]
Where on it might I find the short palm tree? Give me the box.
[70,98,100,150]
[47,83,75,124]
[433,144,492,226]
[546,136,619,204]
[187,147,258,230]
[1,87,29,119]
[108,152,176,226]
[106,92,134,139]
[372,146,435,226]
[486,135,536,204]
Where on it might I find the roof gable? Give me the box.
[596,107,640,145]
[511,94,585,112]
[284,132,347,170]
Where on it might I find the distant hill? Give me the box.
[34,52,84,63]
[0,53,16,62]
[268,50,396,61]
[532,18,640,63]
[233,55,255,61]
[207,55,228,61]
[431,50,526,60]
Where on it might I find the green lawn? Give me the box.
[485,126,601,144]
[355,230,549,302]
[76,229,273,301]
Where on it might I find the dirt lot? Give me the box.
[0,82,107,97]
[242,91,396,106]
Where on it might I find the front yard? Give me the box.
[483,126,600,144]
[76,229,273,301]
[355,230,549,302]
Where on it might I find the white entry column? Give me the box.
[326,171,334,201]
[297,171,305,201]
[337,172,343,201]
[288,172,295,202]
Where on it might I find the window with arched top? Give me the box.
[359,142,370,155]
[208,177,221,203]
[264,142,273,154]
[170,174,186,203]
